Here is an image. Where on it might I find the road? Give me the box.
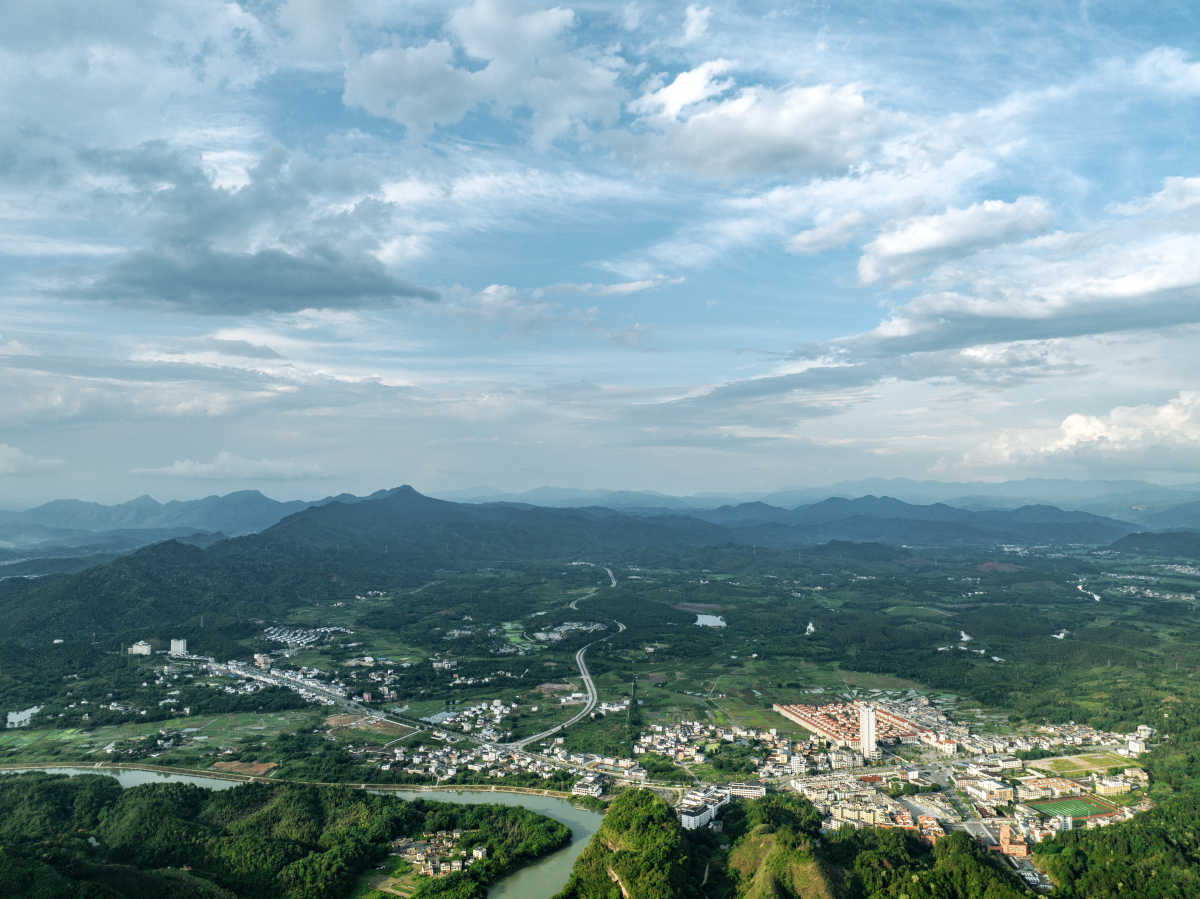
[512,618,625,749]
[605,567,617,587]
[569,587,597,611]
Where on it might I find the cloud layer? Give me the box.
[1,1,1199,502]
[133,451,332,480]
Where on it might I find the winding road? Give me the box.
[512,619,625,748]
[511,564,622,748]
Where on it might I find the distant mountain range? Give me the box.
[2,479,1197,577]
[433,477,1200,527]
[0,488,395,571]
[1,485,1192,644]
[211,487,1144,557]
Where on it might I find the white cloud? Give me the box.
[628,60,733,118]
[1109,176,1200,216]
[965,392,1200,468]
[1128,47,1200,94]
[681,5,712,43]
[0,338,38,356]
[343,0,625,146]
[442,283,563,336]
[0,444,64,475]
[278,0,350,60]
[613,80,897,178]
[540,276,684,297]
[133,450,331,480]
[786,211,864,254]
[620,2,642,31]
[604,322,655,348]
[858,197,1054,286]
[1052,392,1200,450]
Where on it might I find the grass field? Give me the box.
[1028,751,1141,776]
[1028,796,1115,819]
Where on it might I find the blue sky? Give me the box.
[3,0,1200,505]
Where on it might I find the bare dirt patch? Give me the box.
[325,715,361,727]
[977,562,1019,573]
[212,761,278,776]
[974,561,1022,576]
[673,602,726,613]
[536,683,579,694]
[645,673,669,683]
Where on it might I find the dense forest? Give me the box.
[0,774,569,899]
[1032,700,1200,898]
[555,789,1029,899]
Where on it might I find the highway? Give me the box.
[605,567,617,587]
[512,618,625,749]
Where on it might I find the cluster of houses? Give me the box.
[532,621,607,642]
[367,742,563,781]
[261,625,352,648]
[393,830,488,877]
[422,699,519,742]
[635,719,779,765]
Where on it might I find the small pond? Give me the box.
[694,614,726,627]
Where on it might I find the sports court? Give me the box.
[1028,796,1115,819]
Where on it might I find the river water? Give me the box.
[0,768,602,899]
[382,789,602,899]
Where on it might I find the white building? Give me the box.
[678,787,731,830]
[728,782,767,799]
[858,701,877,757]
[128,641,152,656]
[170,639,187,656]
[572,774,604,797]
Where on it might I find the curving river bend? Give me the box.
[2,768,602,899]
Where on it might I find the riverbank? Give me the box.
[0,765,606,899]
[0,761,577,799]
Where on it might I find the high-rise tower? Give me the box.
[858,701,877,756]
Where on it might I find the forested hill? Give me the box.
[1106,529,1200,559]
[556,788,1029,899]
[235,486,1136,556]
[0,485,1147,644]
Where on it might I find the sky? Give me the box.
[3,0,1200,506]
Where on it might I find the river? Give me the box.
[381,789,602,899]
[0,768,602,899]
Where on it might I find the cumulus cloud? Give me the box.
[46,142,439,314]
[278,0,350,59]
[343,0,625,145]
[858,198,1055,286]
[965,392,1200,468]
[613,78,898,178]
[133,450,331,480]
[0,445,64,475]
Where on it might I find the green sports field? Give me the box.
[1028,796,1114,819]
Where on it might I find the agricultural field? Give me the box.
[5,540,1199,789]
[0,710,316,767]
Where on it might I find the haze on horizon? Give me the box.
[2,0,1200,507]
